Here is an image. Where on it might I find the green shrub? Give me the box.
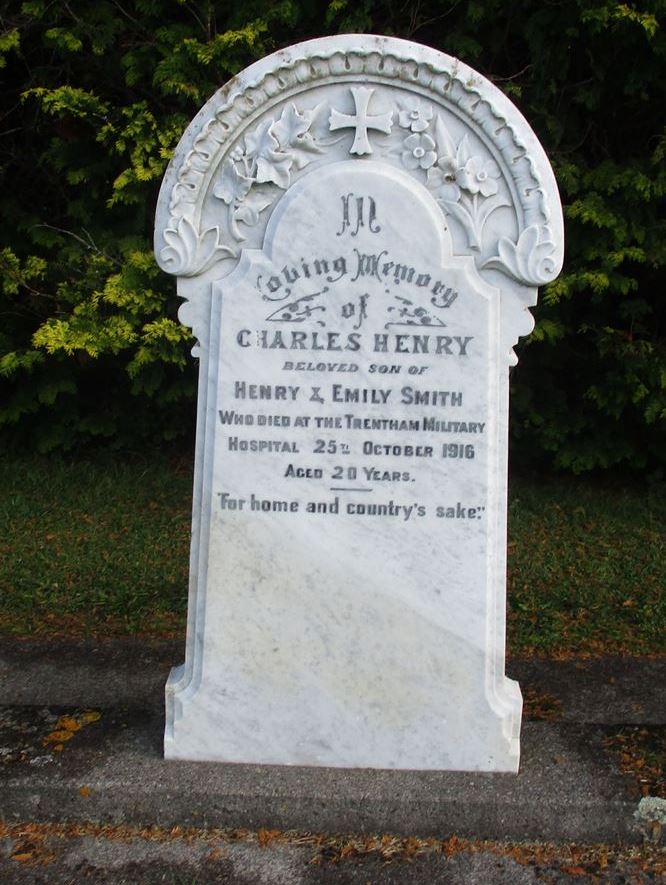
[1,1,664,467]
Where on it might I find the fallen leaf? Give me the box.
[257,828,280,847]
[43,730,73,744]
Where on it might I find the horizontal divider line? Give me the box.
[330,487,373,492]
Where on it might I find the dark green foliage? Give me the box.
[1,1,664,468]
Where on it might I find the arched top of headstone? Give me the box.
[154,34,563,292]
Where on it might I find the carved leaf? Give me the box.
[306,102,340,145]
[271,104,309,144]
[234,204,258,227]
[483,224,558,285]
[255,154,292,188]
[474,194,511,233]
[213,160,252,205]
[233,191,271,236]
[434,115,457,160]
[244,118,278,160]
[160,216,232,276]
[245,119,293,189]
[456,134,471,166]
[272,104,321,170]
[163,215,196,264]
[438,197,480,250]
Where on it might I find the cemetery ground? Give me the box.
[1,453,662,655]
[0,452,664,882]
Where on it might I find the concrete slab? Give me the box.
[2,638,663,724]
[0,639,663,846]
[508,657,666,726]
[0,710,647,846]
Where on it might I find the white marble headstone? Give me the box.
[155,35,563,771]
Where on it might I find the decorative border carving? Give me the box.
[155,39,563,287]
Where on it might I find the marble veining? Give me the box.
[155,35,564,771]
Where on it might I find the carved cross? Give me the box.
[329,87,393,156]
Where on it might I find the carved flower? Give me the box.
[426,155,461,201]
[401,133,437,170]
[398,101,433,133]
[456,156,501,197]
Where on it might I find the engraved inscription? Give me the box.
[337,193,381,237]
[214,181,487,522]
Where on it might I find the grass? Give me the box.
[507,477,665,655]
[0,454,663,655]
[0,454,192,636]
